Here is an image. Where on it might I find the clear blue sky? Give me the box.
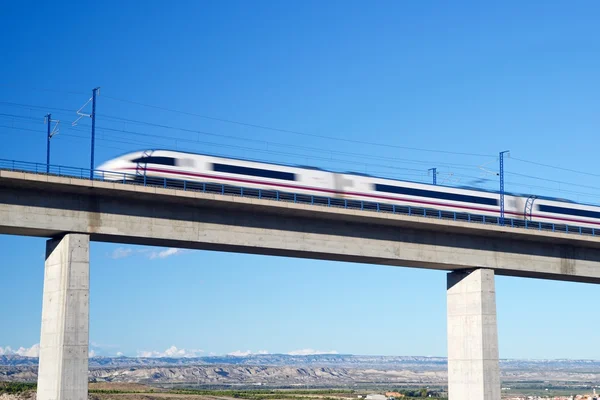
[1,0,599,360]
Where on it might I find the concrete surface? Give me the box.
[447,269,500,400]
[37,234,90,400]
[1,171,600,283]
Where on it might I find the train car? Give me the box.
[95,149,600,230]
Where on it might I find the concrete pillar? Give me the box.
[37,234,90,400]
[447,268,500,400]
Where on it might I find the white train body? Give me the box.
[96,149,600,230]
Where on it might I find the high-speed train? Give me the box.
[96,149,600,229]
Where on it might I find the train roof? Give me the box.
[103,148,596,207]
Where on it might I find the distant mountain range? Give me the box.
[3,353,600,370]
[4,354,600,385]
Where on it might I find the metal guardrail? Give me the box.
[0,158,597,238]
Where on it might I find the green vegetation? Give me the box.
[88,389,153,394]
[0,383,445,400]
[0,382,37,394]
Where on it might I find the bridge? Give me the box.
[2,159,600,400]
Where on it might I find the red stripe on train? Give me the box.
[113,167,600,228]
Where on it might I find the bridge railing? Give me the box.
[0,158,596,238]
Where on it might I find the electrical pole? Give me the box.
[45,114,59,173]
[90,87,99,179]
[72,87,100,179]
[46,113,51,173]
[428,168,437,185]
[499,150,510,225]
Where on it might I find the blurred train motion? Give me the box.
[96,149,600,229]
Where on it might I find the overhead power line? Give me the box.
[0,123,435,178]
[99,95,495,158]
[507,171,600,191]
[0,101,76,113]
[3,113,599,196]
[0,111,489,172]
[94,122,485,172]
[3,100,600,199]
[2,125,600,203]
[511,157,600,178]
[1,99,494,157]
[3,96,599,182]
[3,122,600,199]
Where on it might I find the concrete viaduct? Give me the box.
[2,169,600,400]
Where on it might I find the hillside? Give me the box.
[3,354,600,387]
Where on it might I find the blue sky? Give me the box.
[1,0,600,360]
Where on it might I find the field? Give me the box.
[5,381,597,399]
[0,383,446,400]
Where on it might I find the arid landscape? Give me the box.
[3,354,600,398]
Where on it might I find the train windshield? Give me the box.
[131,156,177,166]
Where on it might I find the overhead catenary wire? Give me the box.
[80,129,439,176]
[0,123,434,179]
[3,97,599,182]
[3,123,600,203]
[99,95,497,158]
[0,126,436,183]
[1,112,597,195]
[0,119,448,176]
[506,171,600,191]
[6,100,600,192]
[2,104,600,203]
[0,111,493,172]
[0,120,495,185]
[3,113,600,196]
[511,157,600,178]
[0,101,77,114]
[93,123,487,172]
[0,99,495,157]
[3,88,600,209]
[0,84,593,174]
[57,123,600,193]
[3,126,600,206]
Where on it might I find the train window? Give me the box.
[374,184,498,206]
[131,156,177,166]
[212,163,296,181]
[538,204,600,219]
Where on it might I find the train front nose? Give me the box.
[96,160,112,172]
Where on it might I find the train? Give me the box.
[96,149,600,230]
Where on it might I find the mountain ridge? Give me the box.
[3,353,600,369]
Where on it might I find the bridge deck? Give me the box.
[2,170,600,283]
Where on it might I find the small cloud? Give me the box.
[108,247,190,260]
[287,349,338,356]
[16,344,39,357]
[0,344,40,357]
[110,247,133,259]
[227,350,269,356]
[137,345,203,358]
[116,352,124,357]
[149,248,187,259]
[227,350,253,357]
[89,350,96,357]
